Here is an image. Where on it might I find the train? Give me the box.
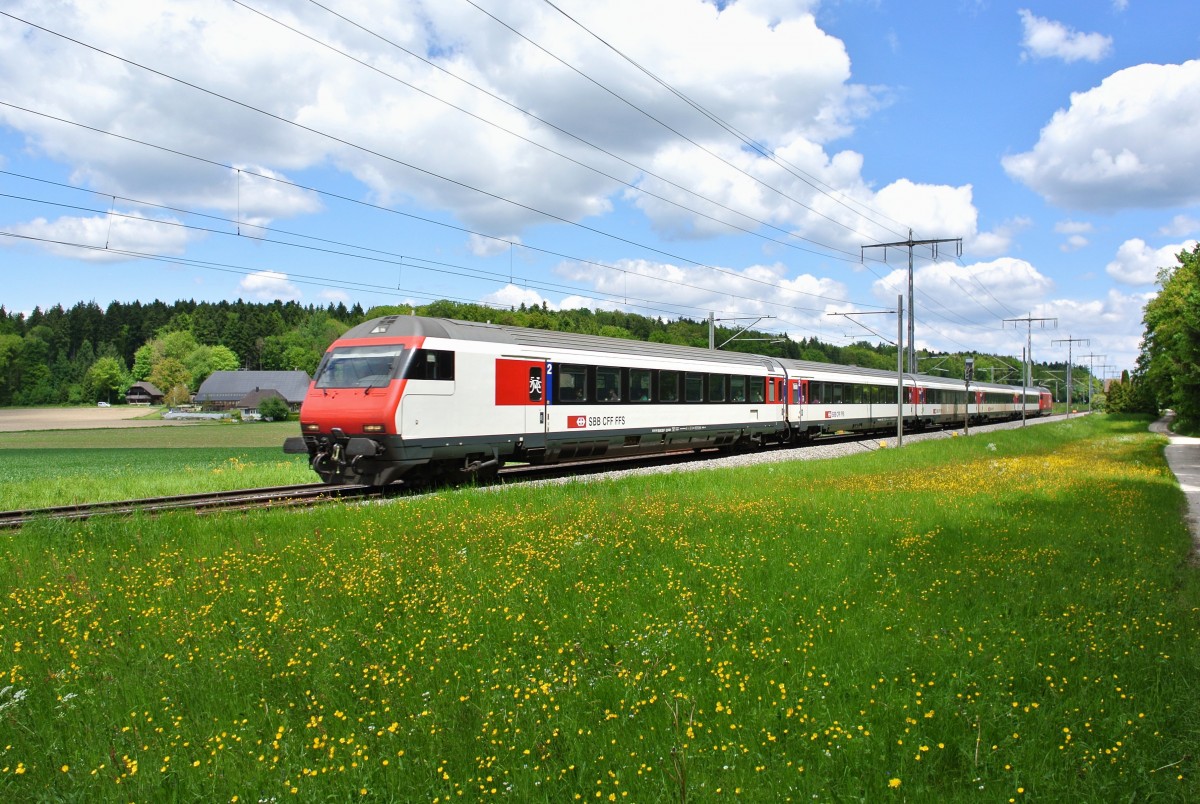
[283,314,1053,486]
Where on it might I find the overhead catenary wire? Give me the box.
[0,12,893,313]
[535,0,912,240]
[457,0,899,245]
[0,187,844,329]
[0,7,1019,352]
[0,153,857,316]
[459,0,1026,330]
[239,0,868,264]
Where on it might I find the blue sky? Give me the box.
[2,0,1198,378]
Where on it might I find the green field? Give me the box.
[0,422,313,508]
[0,415,1197,801]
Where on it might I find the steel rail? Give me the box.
[0,483,383,529]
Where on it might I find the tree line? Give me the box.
[1116,243,1200,432]
[1,296,1092,407]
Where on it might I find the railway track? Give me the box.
[0,449,733,530]
[3,416,1066,529]
[0,483,388,530]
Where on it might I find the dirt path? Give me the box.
[0,407,182,432]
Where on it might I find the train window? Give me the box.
[315,344,407,389]
[630,369,652,402]
[749,377,765,403]
[404,349,455,381]
[831,384,843,405]
[659,371,680,403]
[684,373,704,403]
[709,374,726,403]
[596,367,622,403]
[557,364,588,403]
[729,375,747,403]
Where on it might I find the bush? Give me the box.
[258,396,290,422]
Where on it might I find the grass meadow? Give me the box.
[0,415,1197,801]
[0,423,312,509]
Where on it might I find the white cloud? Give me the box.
[1159,214,1200,237]
[238,270,302,301]
[1028,289,1154,373]
[480,283,555,310]
[1054,220,1093,251]
[546,256,852,337]
[1,212,195,261]
[1003,60,1200,210]
[1054,220,1093,235]
[969,217,1033,258]
[468,234,521,258]
[1105,237,1198,285]
[1018,10,1113,63]
[871,257,1053,328]
[0,0,902,248]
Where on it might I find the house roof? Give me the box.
[194,371,311,404]
[127,381,163,396]
[237,388,286,409]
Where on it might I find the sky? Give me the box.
[2,0,1198,380]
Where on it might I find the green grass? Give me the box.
[0,415,1197,801]
[0,422,313,508]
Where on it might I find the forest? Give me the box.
[0,296,1091,407]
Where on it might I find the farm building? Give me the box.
[193,371,311,412]
[235,388,289,420]
[125,381,164,406]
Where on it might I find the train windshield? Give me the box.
[314,344,407,389]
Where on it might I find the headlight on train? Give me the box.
[301,423,320,433]
[362,424,386,433]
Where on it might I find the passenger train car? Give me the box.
[283,314,1053,486]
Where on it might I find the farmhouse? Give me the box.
[235,388,289,420]
[125,381,164,406]
[193,370,311,413]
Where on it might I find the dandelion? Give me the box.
[889,778,901,788]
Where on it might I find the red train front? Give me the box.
[284,315,457,486]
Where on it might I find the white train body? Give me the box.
[284,315,1051,486]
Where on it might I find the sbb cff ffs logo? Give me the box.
[567,415,588,429]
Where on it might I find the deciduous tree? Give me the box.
[1137,244,1200,431]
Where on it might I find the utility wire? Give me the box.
[507,1,1016,328]
[2,9,1013,342]
[0,12,889,311]
[0,106,864,314]
[536,0,911,240]
[1,188,841,325]
[459,0,891,245]
[256,0,866,263]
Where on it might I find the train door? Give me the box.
[495,358,548,448]
[767,376,786,420]
[789,379,805,425]
[760,360,787,426]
